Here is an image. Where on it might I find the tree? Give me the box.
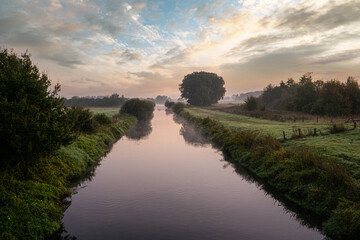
[294,73,317,113]
[318,80,351,117]
[120,98,155,120]
[179,71,226,106]
[0,49,71,170]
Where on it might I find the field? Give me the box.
[90,107,120,117]
[184,107,353,139]
[185,107,360,180]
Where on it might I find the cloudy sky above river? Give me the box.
[1,0,360,98]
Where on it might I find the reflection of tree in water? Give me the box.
[125,118,153,140]
[172,113,210,147]
[180,123,210,147]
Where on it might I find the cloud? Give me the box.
[109,49,142,63]
[312,49,360,65]
[277,1,360,31]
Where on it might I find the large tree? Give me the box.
[179,71,226,106]
[0,49,71,170]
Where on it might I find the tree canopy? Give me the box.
[259,73,360,117]
[120,98,155,120]
[0,49,71,169]
[179,71,226,106]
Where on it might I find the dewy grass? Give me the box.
[185,107,352,139]
[0,114,137,239]
[177,107,360,240]
[89,108,120,118]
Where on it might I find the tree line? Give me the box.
[65,94,128,107]
[259,73,360,117]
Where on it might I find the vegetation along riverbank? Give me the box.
[0,49,139,239]
[0,113,137,239]
[171,103,360,240]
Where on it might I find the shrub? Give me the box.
[66,106,96,134]
[120,98,155,120]
[165,100,175,108]
[93,113,112,125]
[172,102,186,114]
[244,96,259,111]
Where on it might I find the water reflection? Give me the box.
[174,113,326,236]
[225,155,325,235]
[52,108,325,240]
[125,119,153,140]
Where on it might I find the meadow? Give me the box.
[90,107,120,118]
[185,107,360,181]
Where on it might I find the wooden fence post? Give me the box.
[283,131,286,140]
[298,128,301,137]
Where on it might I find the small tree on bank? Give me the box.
[0,49,71,171]
[120,98,155,120]
[179,71,226,106]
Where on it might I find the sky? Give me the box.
[1,0,360,98]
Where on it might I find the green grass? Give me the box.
[186,107,360,179]
[185,107,352,139]
[90,108,120,118]
[284,129,360,180]
[0,114,136,239]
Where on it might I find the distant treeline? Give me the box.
[65,94,128,107]
[65,94,172,107]
[259,73,360,117]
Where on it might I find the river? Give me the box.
[57,105,325,240]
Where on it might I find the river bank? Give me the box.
[173,104,360,240]
[0,114,137,239]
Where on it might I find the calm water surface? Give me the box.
[59,106,325,240]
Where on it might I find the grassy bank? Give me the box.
[175,105,360,240]
[0,114,136,239]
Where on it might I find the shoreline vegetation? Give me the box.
[171,102,360,240]
[0,113,137,239]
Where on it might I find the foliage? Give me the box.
[66,106,97,134]
[172,102,186,114]
[165,100,175,108]
[65,93,127,107]
[120,98,155,120]
[244,96,258,111]
[259,73,360,117]
[154,95,169,104]
[179,71,226,106]
[0,49,71,170]
[0,114,137,239]
[93,113,112,125]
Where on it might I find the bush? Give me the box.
[244,96,258,111]
[165,100,175,108]
[66,106,97,134]
[120,98,155,120]
[0,49,71,171]
[172,102,186,114]
[93,113,112,125]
